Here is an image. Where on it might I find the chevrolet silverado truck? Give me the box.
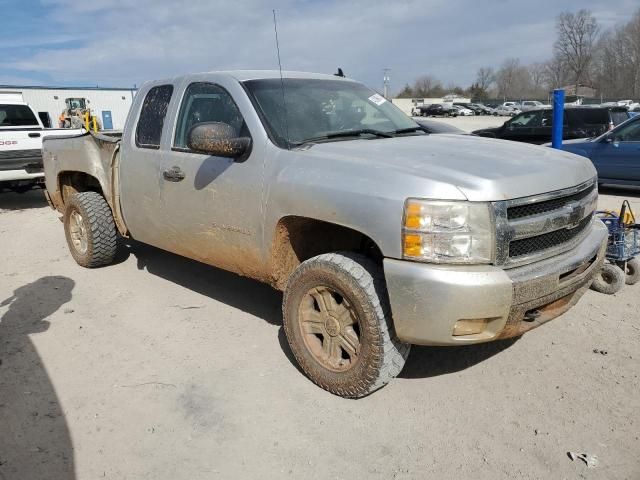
[42,71,608,397]
[0,99,81,193]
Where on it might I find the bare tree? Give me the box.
[543,55,570,90]
[412,75,444,97]
[528,63,546,93]
[475,67,495,92]
[554,10,600,93]
[495,58,520,99]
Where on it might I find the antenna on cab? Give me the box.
[272,9,290,149]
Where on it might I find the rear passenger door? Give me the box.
[119,84,175,247]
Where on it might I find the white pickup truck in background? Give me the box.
[0,96,81,193]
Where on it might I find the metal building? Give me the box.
[0,85,137,130]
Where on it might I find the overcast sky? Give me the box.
[1,0,638,93]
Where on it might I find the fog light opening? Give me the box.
[453,318,489,336]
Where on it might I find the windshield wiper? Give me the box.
[295,128,394,146]
[393,126,425,134]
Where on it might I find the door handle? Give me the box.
[29,132,41,138]
[163,166,185,182]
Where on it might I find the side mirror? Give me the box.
[187,122,251,158]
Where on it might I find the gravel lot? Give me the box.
[1,151,639,478]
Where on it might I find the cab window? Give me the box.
[509,111,542,127]
[614,119,640,142]
[540,110,569,127]
[135,85,173,149]
[0,104,39,127]
[174,82,247,150]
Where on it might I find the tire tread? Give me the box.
[283,252,410,398]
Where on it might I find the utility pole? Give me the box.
[383,68,391,98]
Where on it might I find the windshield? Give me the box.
[243,78,418,147]
[0,104,39,127]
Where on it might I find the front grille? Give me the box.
[507,183,596,220]
[509,215,592,258]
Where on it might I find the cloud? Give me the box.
[4,0,639,91]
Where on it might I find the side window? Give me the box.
[541,110,553,127]
[135,85,173,149]
[510,111,542,127]
[615,120,640,142]
[174,82,246,150]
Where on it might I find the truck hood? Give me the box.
[299,134,596,202]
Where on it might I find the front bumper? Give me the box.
[384,219,608,345]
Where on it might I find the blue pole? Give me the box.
[551,89,565,149]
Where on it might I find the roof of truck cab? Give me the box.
[197,70,356,82]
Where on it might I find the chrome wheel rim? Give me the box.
[69,210,88,254]
[298,286,361,372]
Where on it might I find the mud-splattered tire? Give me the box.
[590,263,625,295]
[620,258,640,285]
[63,191,117,268]
[283,252,411,398]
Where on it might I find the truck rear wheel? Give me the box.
[590,263,625,295]
[63,191,117,268]
[283,252,410,398]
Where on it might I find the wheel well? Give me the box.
[270,216,383,290]
[58,172,103,205]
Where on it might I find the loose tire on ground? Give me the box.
[63,191,117,268]
[620,257,640,285]
[590,263,625,294]
[283,252,411,398]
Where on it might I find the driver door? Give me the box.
[158,80,266,275]
[501,111,541,142]
[593,119,640,182]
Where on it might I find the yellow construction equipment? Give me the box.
[59,98,100,132]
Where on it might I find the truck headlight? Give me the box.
[402,199,495,264]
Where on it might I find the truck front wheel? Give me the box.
[63,191,117,268]
[283,253,410,398]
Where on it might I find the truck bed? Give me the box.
[43,131,123,217]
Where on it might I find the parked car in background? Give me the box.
[453,103,480,115]
[552,115,640,186]
[415,103,458,117]
[470,103,496,115]
[615,100,640,110]
[495,105,521,116]
[0,100,81,193]
[472,106,631,144]
[521,100,550,111]
[451,105,474,116]
[500,101,520,109]
[414,118,467,134]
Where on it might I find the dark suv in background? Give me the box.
[472,106,630,144]
[414,103,458,117]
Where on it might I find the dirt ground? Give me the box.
[1,180,639,479]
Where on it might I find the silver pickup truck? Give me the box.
[43,71,608,397]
